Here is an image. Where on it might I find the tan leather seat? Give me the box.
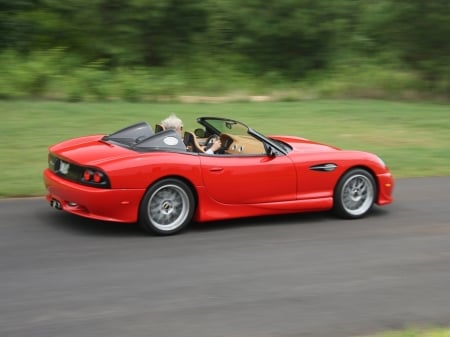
[183,131,205,153]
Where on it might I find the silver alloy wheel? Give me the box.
[147,184,191,232]
[340,174,374,216]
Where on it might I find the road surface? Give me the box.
[1,177,449,337]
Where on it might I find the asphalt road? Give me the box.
[1,177,450,337]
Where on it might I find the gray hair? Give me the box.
[161,114,183,131]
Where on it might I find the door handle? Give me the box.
[209,167,224,172]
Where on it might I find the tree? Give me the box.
[362,0,450,85]
[228,0,337,78]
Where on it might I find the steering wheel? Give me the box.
[204,134,220,152]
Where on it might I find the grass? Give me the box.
[362,327,450,337]
[0,99,449,197]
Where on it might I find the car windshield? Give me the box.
[200,118,249,136]
[199,117,292,156]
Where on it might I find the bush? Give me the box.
[309,63,425,99]
[0,49,447,102]
[0,49,68,99]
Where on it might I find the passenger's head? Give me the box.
[161,114,183,135]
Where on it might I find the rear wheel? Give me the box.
[334,169,376,219]
[139,178,195,235]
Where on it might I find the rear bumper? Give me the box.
[376,172,394,206]
[43,169,145,223]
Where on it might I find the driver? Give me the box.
[161,114,222,154]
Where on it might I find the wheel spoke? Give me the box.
[340,173,375,216]
[146,184,190,232]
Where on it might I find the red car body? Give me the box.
[44,117,394,235]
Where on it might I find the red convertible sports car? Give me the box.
[44,117,394,235]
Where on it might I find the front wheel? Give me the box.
[334,169,376,219]
[139,179,195,235]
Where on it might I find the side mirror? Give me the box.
[266,145,277,157]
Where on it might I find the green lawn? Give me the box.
[0,99,449,197]
[363,327,450,337]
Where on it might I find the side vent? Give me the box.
[309,163,337,172]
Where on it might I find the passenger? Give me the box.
[160,114,221,154]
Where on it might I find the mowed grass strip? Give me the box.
[0,99,449,197]
[361,327,450,337]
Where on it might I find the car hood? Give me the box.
[49,135,136,166]
[272,135,340,153]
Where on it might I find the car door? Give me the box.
[200,154,297,204]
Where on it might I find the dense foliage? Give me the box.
[0,0,448,100]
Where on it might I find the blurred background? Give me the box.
[0,0,448,102]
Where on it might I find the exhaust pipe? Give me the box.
[50,199,62,210]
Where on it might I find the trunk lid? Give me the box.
[50,135,136,166]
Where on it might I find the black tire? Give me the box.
[139,178,195,235]
[333,168,376,219]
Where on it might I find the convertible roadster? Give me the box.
[44,117,394,235]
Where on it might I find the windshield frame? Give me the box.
[197,117,290,156]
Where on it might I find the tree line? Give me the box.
[0,0,448,99]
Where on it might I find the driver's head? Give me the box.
[161,114,183,136]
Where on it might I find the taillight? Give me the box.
[83,169,93,181]
[81,168,109,187]
[93,171,104,183]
